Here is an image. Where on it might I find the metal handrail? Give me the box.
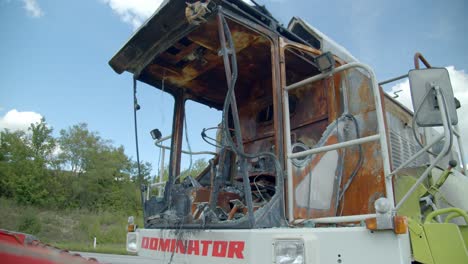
[283,62,393,223]
[293,214,377,225]
[289,135,380,159]
[395,87,453,211]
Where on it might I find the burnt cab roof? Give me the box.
[108,0,329,108]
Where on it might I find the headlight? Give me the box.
[274,239,304,264]
[126,232,138,253]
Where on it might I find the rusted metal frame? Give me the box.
[282,60,393,223]
[280,39,295,224]
[261,24,283,174]
[260,26,289,226]
[414,52,432,70]
[216,8,255,227]
[165,89,185,204]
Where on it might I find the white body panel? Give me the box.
[132,227,411,264]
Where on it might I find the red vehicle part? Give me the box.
[0,229,100,264]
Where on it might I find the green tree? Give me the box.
[0,129,31,199]
[1,119,149,214]
[57,123,144,211]
[0,118,56,206]
[29,118,56,163]
[57,123,101,176]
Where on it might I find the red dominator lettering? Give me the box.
[141,237,245,259]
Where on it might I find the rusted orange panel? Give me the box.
[289,65,387,220]
[340,69,376,115]
[288,82,328,131]
[339,142,386,216]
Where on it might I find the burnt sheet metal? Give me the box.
[289,67,387,219]
[138,13,274,109]
[108,0,248,75]
[109,0,311,82]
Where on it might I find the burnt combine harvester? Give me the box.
[109,0,468,263]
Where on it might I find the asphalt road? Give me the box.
[76,252,156,264]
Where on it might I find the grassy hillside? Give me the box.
[0,198,142,254]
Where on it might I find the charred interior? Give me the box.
[139,10,288,228]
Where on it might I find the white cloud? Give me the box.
[100,0,164,30]
[388,66,468,165]
[0,109,43,132]
[22,0,43,18]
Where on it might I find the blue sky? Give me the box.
[1,0,467,175]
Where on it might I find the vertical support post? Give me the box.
[283,82,294,223]
[165,89,184,203]
[367,68,394,207]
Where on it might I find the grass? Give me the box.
[0,198,142,255]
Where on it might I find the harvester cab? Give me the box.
[110,1,468,263]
